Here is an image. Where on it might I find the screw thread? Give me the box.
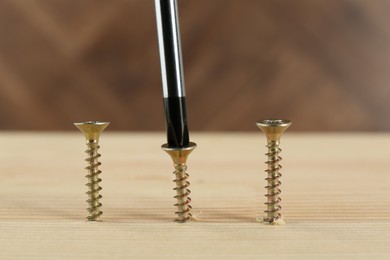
[85,142,103,221]
[264,140,282,223]
[173,163,192,222]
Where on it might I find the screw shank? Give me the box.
[85,142,103,221]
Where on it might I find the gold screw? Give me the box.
[162,142,197,223]
[256,119,291,224]
[74,121,110,221]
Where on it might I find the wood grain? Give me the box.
[0,1,390,131]
[0,132,389,259]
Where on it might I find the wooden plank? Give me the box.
[0,133,389,259]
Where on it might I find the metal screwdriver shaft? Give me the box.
[256,119,291,224]
[155,0,190,148]
[75,121,109,221]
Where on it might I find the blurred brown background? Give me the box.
[0,0,389,131]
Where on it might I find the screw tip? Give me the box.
[74,121,110,141]
[256,119,291,141]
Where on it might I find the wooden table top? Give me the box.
[0,132,389,259]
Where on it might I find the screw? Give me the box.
[74,121,109,221]
[162,142,197,223]
[256,119,291,224]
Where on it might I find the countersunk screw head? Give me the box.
[162,142,197,165]
[74,121,110,142]
[256,119,292,141]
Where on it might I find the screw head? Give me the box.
[256,119,291,141]
[74,121,110,141]
[162,142,197,165]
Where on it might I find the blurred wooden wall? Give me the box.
[0,0,389,131]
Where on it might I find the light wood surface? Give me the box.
[0,132,389,259]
